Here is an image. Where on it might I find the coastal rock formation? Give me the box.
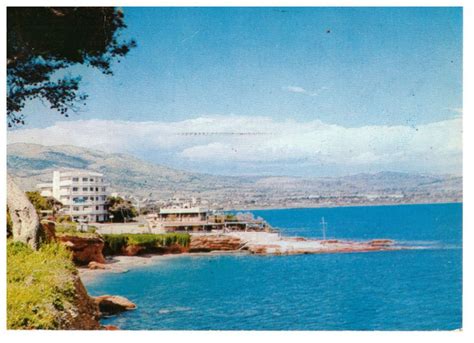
[88,261,109,270]
[57,235,106,265]
[93,295,137,316]
[189,235,243,252]
[240,234,401,255]
[63,275,101,330]
[122,244,145,256]
[369,239,394,247]
[7,174,41,250]
[40,220,57,243]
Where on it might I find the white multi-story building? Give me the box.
[37,170,109,222]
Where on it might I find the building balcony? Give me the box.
[62,209,108,215]
[70,191,108,196]
[62,200,107,206]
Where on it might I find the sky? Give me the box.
[7,7,463,177]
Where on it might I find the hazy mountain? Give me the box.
[7,143,252,196]
[7,143,462,207]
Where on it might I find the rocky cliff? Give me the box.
[57,235,106,265]
[63,275,101,330]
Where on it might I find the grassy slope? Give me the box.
[7,241,79,329]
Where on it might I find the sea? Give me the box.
[83,203,462,330]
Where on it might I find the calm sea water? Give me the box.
[84,203,462,330]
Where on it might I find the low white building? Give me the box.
[37,170,109,222]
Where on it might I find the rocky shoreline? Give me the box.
[76,234,404,286]
[62,233,403,269]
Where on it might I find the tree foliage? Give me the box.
[25,191,62,215]
[106,196,138,222]
[26,191,52,213]
[7,7,136,127]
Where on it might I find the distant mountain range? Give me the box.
[7,143,462,208]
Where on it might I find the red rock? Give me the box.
[88,261,109,270]
[122,244,144,256]
[93,295,137,316]
[57,235,105,265]
[323,239,339,244]
[370,239,394,247]
[40,220,57,243]
[103,325,120,330]
[189,235,242,252]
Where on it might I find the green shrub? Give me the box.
[56,215,72,223]
[7,240,77,329]
[102,233,191,255]
[102,234,129,255]
[127,233,160,247]
[54,222,78,234]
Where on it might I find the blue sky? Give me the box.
[9,7,463,177]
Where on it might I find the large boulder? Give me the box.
[7,174,41,250]
[93,295,137,316]
[88,261,109,270]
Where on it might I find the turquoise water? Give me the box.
[84,203,462,330]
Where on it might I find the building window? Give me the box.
[96,206,99,210]
[96,197,99,201]
[95,187,99,192]
[83,187,88,191]
[90,187,94,191]
[83,178,88,182]
[102,187,106,191]
[73,187,78,192]
[90,178,94,182]
[72,177,79,182]
[73,207,79,211]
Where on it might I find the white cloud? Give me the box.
[283,85,328,97]
[7,115,462,176]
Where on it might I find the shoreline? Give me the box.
[226,200,462,212]
[79,241,404,284]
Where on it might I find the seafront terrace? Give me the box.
[95,221,271,235]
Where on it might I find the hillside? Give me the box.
[7,143,251,197]
[7,143,462,208]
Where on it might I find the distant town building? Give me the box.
[37,170,109,222]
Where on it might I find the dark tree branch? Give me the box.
[7,7,136,127]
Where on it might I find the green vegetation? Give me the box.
[54,221,78,234]
[103,233,191,254]
[56,215,73,223]
[8,7,135,127]
[106,196,138,223]
[26,191,52,214]
[7,240,77,329]
[25,191,63,216]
